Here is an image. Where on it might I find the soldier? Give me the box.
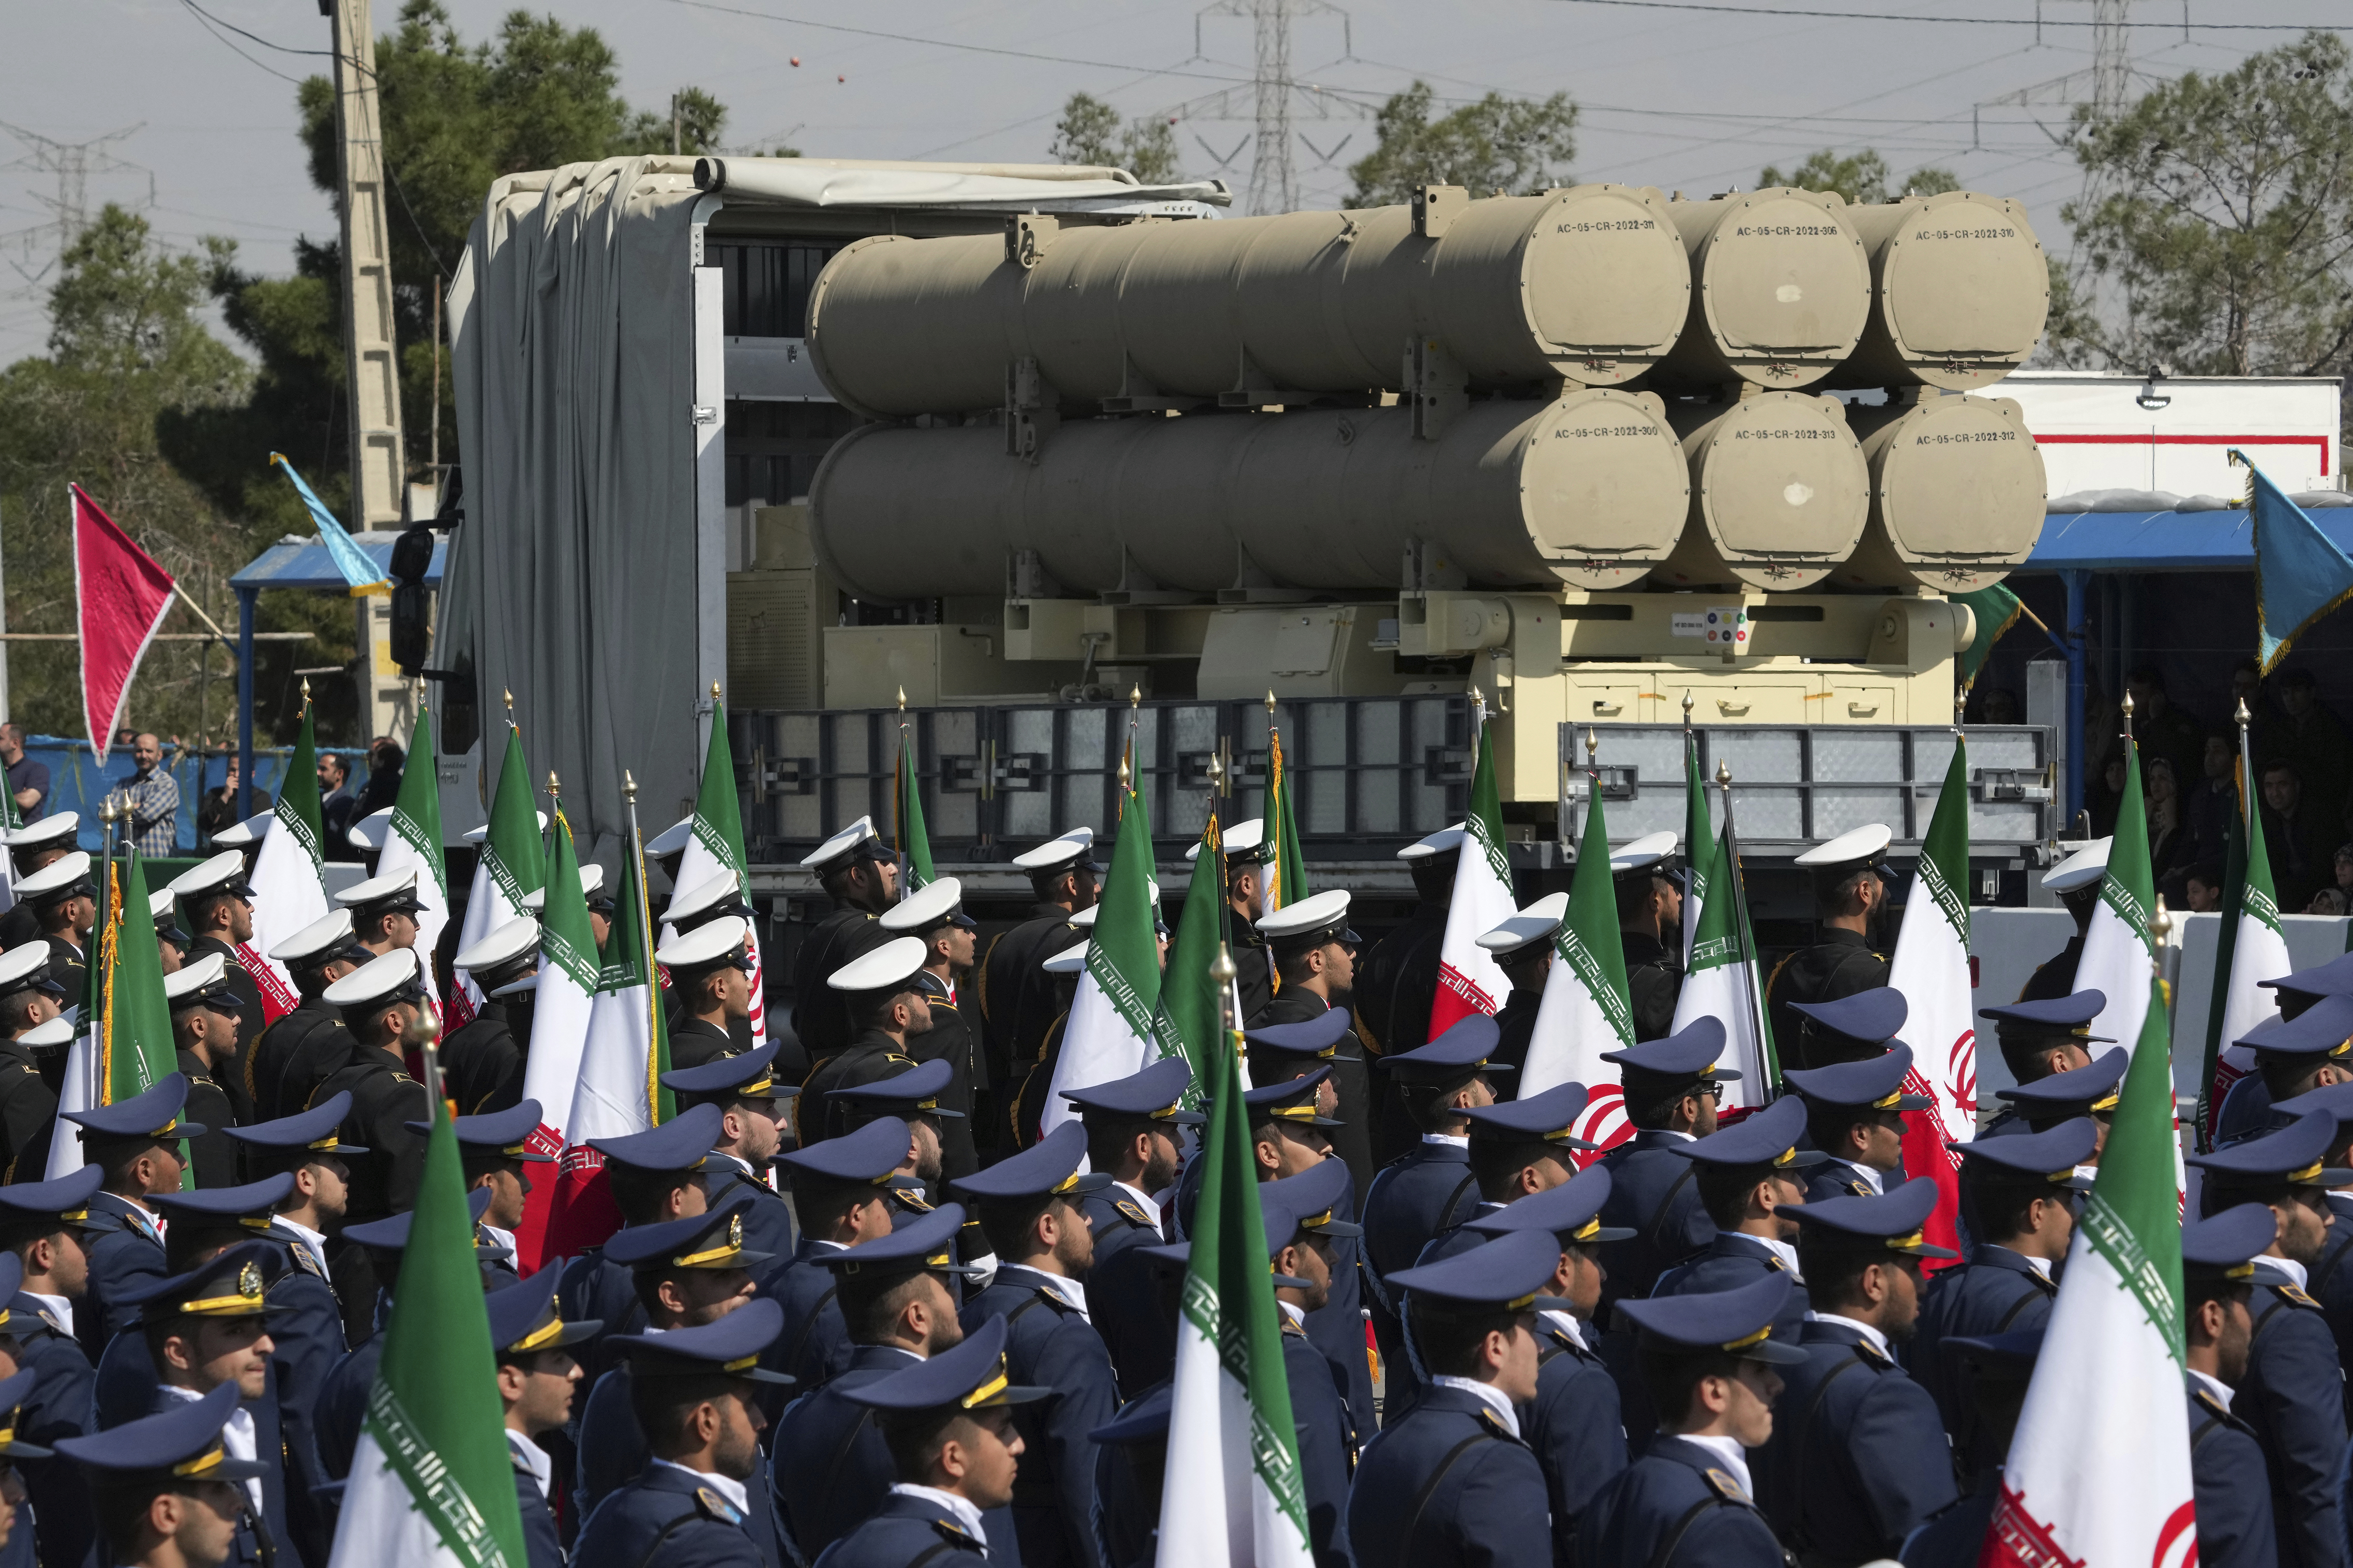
[152,886,190,976]
[1782,1043,1932,1200]
[2215,991,2353,1149]
[662,1043,800,1261]
[1909,1120,2093,1482]
[62,1073,198,1354]
[50,1380,268,1568]
[0,813,77,950]
[2272,1078,2353,1386]
[665,870,760,1058]
[950,1120,1120,1568]
[1753,1178,1960,1561]
[17,851,96,1008]
[1345,1229,1557,1568]
[816,1313,1048,1568]
[1578,1271,1808,1566]
[1984,1048,2124,1156]
[791,817,904,1073]
[976,828,1099,1112]
[1086,1388,1168,1568]
[1356,825,1460,1167]
[771,1116,913,1388]
[2259,951,2353,1026]
[0,1166,105,1567]
[802,938,934,1141]
[489,1266,599,1568]
[2182,1202,2286,1568]
[1591,1019,1732,1311]
[1471,896,1562,1078]
[555,1103,728,1377]
[163,956,247,1189]
[573,1194,768,1532]
[395,1100,551,1259]
[878,877,985,1182]
[1650,1094,1822,1348]
[832,1059,961,1211]
[2016,839,2108,1002]
[312,951,432,1336]
[246,910,368,1123]
[574,1299,793,1568]
[1898,1329,2038,1568]
[1253,889,1375,1197]
[1056,1058,1201,1397]
[0,946,63,1182]
[0,1364,47,1565]
[167,851,269,1121]
[1766,824,1895,1071]
[2184,1109,2350,1568]
[1782,985,1909,1072]
[1416,1080,1600,1266]
[1187,817,1275,1020]
[766,1204,987,1561]
[1975,992,2109,1138]
[1260,1160,1367,1568]
[444,917,539,1115]
[331,867,425,960]
[662,914,758,1072]
[521,863,610,949]
[1615,830,1685,1043]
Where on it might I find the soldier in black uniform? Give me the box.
[663,867,761,1052]
[1253,889,1375,1197]
[801,937,934,1144]
[1470,895,1561,1079]
[0,946,64,1182]
[879,877,985,1181]
[660,915,756,1072]
[789,816,902,1077]
[1356,825,1459,1167]
[312,948,432,1342]
[16,852,95,1011]
[1186,817,1275,1021]
[445,916,541,1115]
[331,865,425,962]
[0,812,76,951]
[975,827,1098,1131]
[246,910,368,1122]
[167,850,268,1122]
[1614,831,1685,1043]
[1767,823,1895,1071]
[2018,839,2109,1003]
[150,886,189,975]
[161,955,245,1189]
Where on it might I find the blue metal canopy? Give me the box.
[2023,507,2353,573]
[228,534,446,591]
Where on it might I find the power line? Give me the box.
[174,0,333,57]
[1539,0,2347,28]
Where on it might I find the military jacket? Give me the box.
[573,1462,768,1568]
[960,1267,1119,1568]
[2190,1377,2280,1568]
[1345,1382,1550,1568]
[1752,1318,1956,1560]
[1579,1434,1789,1568]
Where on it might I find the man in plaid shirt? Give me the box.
[123,732,181,856]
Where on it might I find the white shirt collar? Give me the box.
[1537,1305,1587,1350]
[810,1238,849,1254]
[1674,1432,1753,1499]
[892,1484,989,1549]
[1277,1300,1306,1331]
[160,1385,262,1514]
[1111,1181,1164,1229]
[274,1215,332,1278]
[1846,1163,1887,1195]
[2186,1368,2236,1412]
[1753,1235,1803,1278]
[1422,1133,1470,1150]
[23,1290,71,1335]
[1431,1375,1521,1439]
[2257,1256,2310,1290]
[2021,1253,2053,1280]
[508,1429,553,1497]
[1000,1263,1089,1321]
[1806,1311,1891,1357]
[1655,1129,1696,1144]
[653,1458,750,1517]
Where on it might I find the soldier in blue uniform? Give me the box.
[772,1116,916,1389]
[1409,1080,1600,1274]
[62,1072,199,1354]
[489,1265,599,1568]
[52,1380,269,1568]
[951,1120,1120,1568]
[2181,1202,2286,1568]
[1087,1386,1168,1568]
[556,1101,727,1379]
[814,1313,1053,1568]
[663,1042,801,1262]
[1251,1079,1374,1438]
[0,1364,50,1567]
[2213,955,2353,1144]
[832,1057,962,1204]
[1252,889,1377,1198]
[1753,1178,1959,1559]
[574,1298,795,1568]
[1261,1184,1362,1568]
[2216,993,2353,1149]
[1651,1094,1823,1338]
[1451,1163,1634,1565]
[1973,992,2108,1139]
[395,1098,549,1262]
[1896,1328,2038,1568]
[1592,1018,1732,1314]
[1345,1228,1558,1568]
[2273,1077,2353,1394]
[2185,1109,2351,1568]
[0,1169,104,1568]
[574,1193,768,1532]
[1983,1048,2124,1154]
[1359,1015,1512,1408]
[1909,1119,2093,1482]
[1577,1271,1809,1567]
[1057,1059,1200,1398]
[1783,1044,1931,1200]
[767,1205,987,1563]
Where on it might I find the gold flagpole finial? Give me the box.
[711,681,721,703]
[2235,697,2252,727]
[1681,689,1694,723]
[1715,759,1733,789]
[1132,684,1143,710]
[99,798,116,826]
[1210,944,1238,985]
[2151,892,2174,947]
[546,771,560,801]
[1583,726,1599,766]
[503,688,514,722]
[2120,689,2136,740]
[897,687,907,713]
[623,770,637,802]
[300,675,312,704]
[1266,689,1277,715]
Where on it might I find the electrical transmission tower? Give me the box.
[0,121,145,288]
[1182,0,1360,215]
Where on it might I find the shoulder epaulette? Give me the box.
[1113,1199,1156,1228]
[1844,1180,1871,1198]
[1853,1339,1894,1370]
[1764,1255,1787,1273]
[897,1191,936,1214]
[283,1246,328,1282]
[2192,1388,2231,1422]
[1703,1467,1750,1503]
[930,1517,978,1548]
[2279,1283,2321,1310]
[693,1486,745,1527]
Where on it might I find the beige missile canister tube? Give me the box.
[807,390,1691,600]
[1645,188,1873,392]
[1831,393,2047,592]
[1829,192,2049,391]
[804,186,1693,417]
[1653,391,1869,591]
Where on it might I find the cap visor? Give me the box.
[2300,1166,2353,1188]
[1163,1109,1208,1126]
[1900,1242,1963,1260]
[210,1458,273,1483]
[329,1144,372,1157]
[1742,1339,1813,1368]
[1713,1069,1744,1083]
[1307,1219,1364,1240]
[537,1320,604,1350]
[0,1439,50,1460]
[1782,1151,1831,1167]
[1550,1135,1600,1152]
[1064,1173,1115,1195]
[992,1383,1057,1407]
[1587,1225,1639,1244]
[518,1150,555,1163]
[177,1122,210,1140]
[1271,1272,1313,1291]
[1895,1093,1934,1111]
[741,1367,797,1386]
[2059,1171,2096,1193]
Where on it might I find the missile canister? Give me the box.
[1645,188,1873,392]
[807,390,1692,600]
[1831,393,2046,593]
[804,186,1694,417]
[1653,391,1869,591]
[1828,191,2049,391]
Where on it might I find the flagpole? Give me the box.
[1715,757,1774,1088]
[894,684,911,901]
[622,768,661,1123]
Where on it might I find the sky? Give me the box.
[0,0,2336,368]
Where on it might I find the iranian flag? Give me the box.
[544,806,672,1260]
[665,696,765,1048]
[1520,777,1635,1156]
[2073,735,2157,1058]
[511,806,599,1273]
[328,1067,528,1568]
[2204,757,2284,1134]
[1041,782,1164,1139]
[1148,809,1231,1114]
[239,697,329,1024]
[893,721,936,893]
[1981,969,2193,1568]
[71,483,176,766]
[1672,743,1776,1117]
[374,710,450,1003]
[1265,713,1309,913]
[1156,937,1314,1568]
[451,724,545,1031]
[1427,717,1515,1041]
[50,849,182,1180]
[1883,737,1975,1265]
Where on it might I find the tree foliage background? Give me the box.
[1050,93,1181,183]
[1349,82,1577,207]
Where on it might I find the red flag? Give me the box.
[71,485,176,764]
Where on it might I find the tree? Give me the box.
[1049,93,1181,184]
[1757,148,1959,204]
[2061,30,2353,377]
[1347,82,1577,208]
